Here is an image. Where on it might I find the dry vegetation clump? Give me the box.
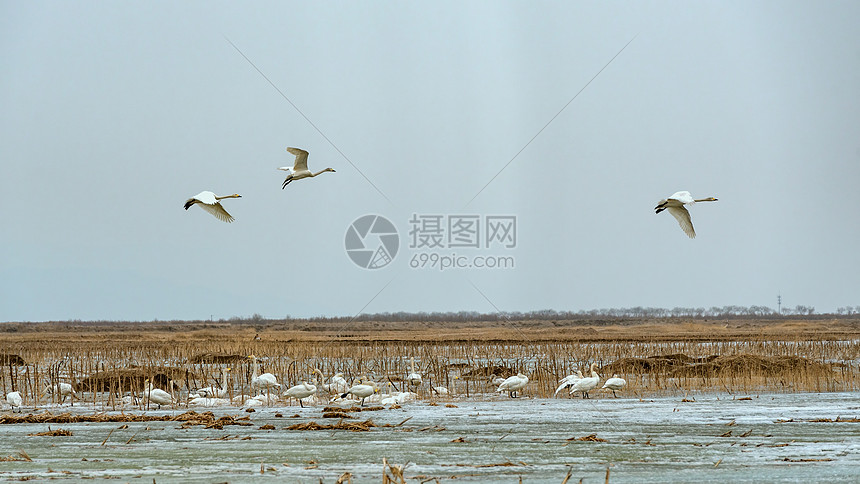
[28,428,73,437]
[285,419,375,431]
[669,354,830,378]
[188,353,247,364]
[322,411,354,419]
[0,411,251,428]
[601,354,718,374]
[0,353,27,366]
[77,367,192,393]
[459,365,514,380]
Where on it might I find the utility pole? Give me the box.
[777,293,782,315]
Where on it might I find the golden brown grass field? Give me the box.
[1,318,858,408]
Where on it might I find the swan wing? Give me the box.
[669,191,694,204]
[198,201,235,223]
[287,147,309,172]
[666,206,695,238]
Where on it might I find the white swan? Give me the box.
[497,373,529,398]
[142,380,173,409]
[322,372,349,394]
[282,369,322,408]
[197,368,230,399]
[602,374,627,398]
[248,355,281,394]
[654,191,718,238]
[554,370,584,397]
[570,363,600,399]
[5,391,23,412]
[341,378,378,407]
[279,147,336,188]
[406,357,422,388]
[184,191,242,223]
[47,382,77,404]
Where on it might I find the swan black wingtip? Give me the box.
[183,199,195,210]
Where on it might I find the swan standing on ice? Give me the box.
[654,191,718,238]
[47,382,77,404]
[497,373,529,398]
[197,368,231,399]
[602,374,627,398]
[570,363,600,399]
[279,147,336,188]
[406,357,422,389]
[283,369,323,408]
[554,370,584,397]
[184,191,242,223]
[323,372,349,395]
[341,378,378,407]
[5,391,23,412]
[248,355,281,394]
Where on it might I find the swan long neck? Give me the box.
[694,197,717,202]
[250,357,259,380]
[215,194,241,200]
[410,357,415,374]
[311,168,333,177]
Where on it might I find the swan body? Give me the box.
[406,357,422,388]
[341,378,378,406]
[248,355,281,393]
[654,191,717,238]
[189,396,230,407]
[323,372,349,394]
[570,363,600,399]
[554,370,584,397]
[283,369,322,407]
[197,368,230,399]
[602,374,627,398]
[47,382,77,404]
[279,147,335,188]
[6,391,23,412]
[497,373,529,398]
[143,380,173,408]
[184,191,242,223]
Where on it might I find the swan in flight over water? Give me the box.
[184,191,242,223]
[279,147,336,188]
[654,191,717,238]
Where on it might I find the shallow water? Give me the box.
[1,392,859,483]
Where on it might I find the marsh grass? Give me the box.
[1,319,857,408]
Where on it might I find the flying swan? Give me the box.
[184,191,242,223]
[654,191,717,238]
[279,147,335,188]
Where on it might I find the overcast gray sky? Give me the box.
[2,1,858,322]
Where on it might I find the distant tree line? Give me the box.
[282,304,860,323]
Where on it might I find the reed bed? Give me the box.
[1,320,858,410]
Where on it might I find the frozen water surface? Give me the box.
[1,392,859,483]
